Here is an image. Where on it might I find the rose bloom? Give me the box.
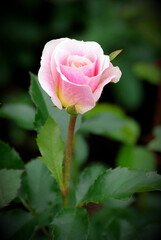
[38,38,121,114]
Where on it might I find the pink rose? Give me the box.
[38,38,121,114]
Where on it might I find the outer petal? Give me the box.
[101,55,110,71]
[87,55,110,92]
[109,63,122,83]
[38,38,68,109]
[93,62,122,101]
[57,71,96,114]
[87,74,102,92]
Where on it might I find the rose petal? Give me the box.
[78,54,97,77]
[38,38,121,114]
[57,71,95,114]
[80,62,96,77]
[38,38,68,109]
[54,39,104,75]
[67,55,91,67]
[101,55,110,72]
[93,62,122,101]
[86,55,110,92]
[87,74,101,92]
[59,64,88,85]
[67,55,96,77]
[109,63,122,83]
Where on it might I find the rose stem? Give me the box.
[71,146,79,186]
[62,115,77,208]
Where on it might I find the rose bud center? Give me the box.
[67,55,92,68]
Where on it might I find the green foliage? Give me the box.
[82,103,140,144]
[1,1,161,239]
[0,209,36,240]
[29,72,49,131]
[117,145,156,171]
[77,167,161,205]
[20,158,61,213]
[0,103,35,130]
[102,197,134,209]
[133,62,161,85]
[52,208,89,240]
[84,103,125,119]
[29,73,81,143]
[107,118,140,145]
[88,193,161,240]
[148,138,161,152]
[30,237,49,240]
[148,126,161,152]
[109,49,123,61]
[30,236,49,240]
[76,164,106,205]
[0,169,22,207]
[153,126,161,137]
[79,113,125,135]
[74,134,89,167]
[111,58,144,111]
[0,140,24,169]
[37,117,64,188]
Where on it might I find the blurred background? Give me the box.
[0,0,161,167]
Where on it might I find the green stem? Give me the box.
[62,115,77,208]
[38,222,52,239]
[19,196,51,239]
[72,148,79,186]
[62,194,68,208]
[19,196,34,214]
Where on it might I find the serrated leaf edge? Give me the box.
[78,167,161,206]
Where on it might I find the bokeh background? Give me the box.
[0,0,161,167]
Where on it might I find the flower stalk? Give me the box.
[62,115,77,208]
